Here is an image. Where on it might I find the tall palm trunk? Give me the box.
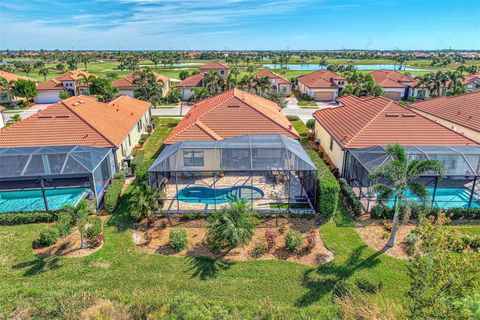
[387,194,402,247]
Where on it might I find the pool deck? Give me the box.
[161,173,311,212]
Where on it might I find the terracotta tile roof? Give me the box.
[297,70,345,88]
[409,91,480,133]
[199,62,228,70]
[164,88,299,144]
[0,70,36,83]
[112,71,170,89]
[313,95,478,149]
[0,95,150,148]
[176,72,205,87]
[37,70,95,90]
[370,70,418,88]
[255,69,290,85]
[463,74,480,84]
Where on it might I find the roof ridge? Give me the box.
[346,99,394,147]
[61,99,117,147]
[195,120,222,140]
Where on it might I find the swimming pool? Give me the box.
[384,187,480,209]
[0,188,88,213]
[177,186,264,205]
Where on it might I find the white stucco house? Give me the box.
[254,69,292,96]
[297,70,345,101]
[34,70,95,104]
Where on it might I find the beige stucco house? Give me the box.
[297,70,345,101]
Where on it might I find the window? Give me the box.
[329,136,334,151]
[220,70,224,75]
[137,119,142,132]
[128,134,131,147]
[184,150,204,166]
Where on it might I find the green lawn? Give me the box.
[290,120,309,146]
[0,117,412,318]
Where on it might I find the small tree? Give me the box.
[130,181,160,221]
[59,90,71,100]
[89,77,118,102]
[206,199,258,253]
[12,79,37,101]
[371,144,445,247]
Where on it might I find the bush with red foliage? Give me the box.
[265,229,278,251]
[305,230,316,251]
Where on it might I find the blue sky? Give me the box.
[1,0,479,50]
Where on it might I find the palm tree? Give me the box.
[133,69,164,105]
[255,76,271,96]
[104,72,119,81]
[203,70,224,94]
[231,67,241,84]
[371,144,445,248]
[63,200,91,249]
[130,181,161,221]
[240,75,255,93]
[206,199,258,253]
[39,68,50,81]
[0,77,15,102]
[80,55,91,71]
[446,85,467,96]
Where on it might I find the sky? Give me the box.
[0,0,479,50]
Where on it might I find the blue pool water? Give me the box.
[177,186,264,205]
[262,64,425,71]
[0,188,88,213]
[385,187,480,209]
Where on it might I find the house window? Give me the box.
[184,150,204,166]
[128,134,131,146]
[329,136,334,151]
[137,120,142,132]
[220,70,224,75]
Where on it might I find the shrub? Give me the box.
[305,230,316,251]
[405,232,419,246]
[355,278,383,294]
[306,149,340,220]
[103,172,126,213]
[286,115,300,121]
[370,205,480,221]
[138,133,149,146]
[55,211,74,237]
[306,119,315,130]
[0,211,58,225]
[285,230,304,253]
[251,242,267,257]
[370,205,396,219]
[264,229,278,251]
[38,228,59,246]
[300,93,315,101]
[169,228,188,252]
[470,236,480,250]
[338,178,362,217]
[85,217,103,247]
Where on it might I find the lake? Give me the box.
[262,64,425,71]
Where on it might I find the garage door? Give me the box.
[385,91,402,101]
[34,90,61,104]
[314,91,334,101]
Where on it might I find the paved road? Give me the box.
[151,97,336,122]
[3,104,51,123]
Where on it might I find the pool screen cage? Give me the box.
[343,146,480,212]
[0,145,117,209]
[148,134,317,213]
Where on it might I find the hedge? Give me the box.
[0,211,59,225]
[338,178,362,217]
[370,205,480,221]
[103,171,126,213]
[306,149,340,220]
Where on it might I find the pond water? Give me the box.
[262,64,425,71]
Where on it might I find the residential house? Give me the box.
[35,70,96,104]
[0,70,37,103]
[0,95,151,170]
[0,106,5,128]
[254,69,292,96]
[177,62,229,101]
[312,95,478,174]
[462,74,480,92]
[112,71,172,97]
[164,88,299,144]
[297,70,345,101]
[370,70,428,101]
[409,91,480,143]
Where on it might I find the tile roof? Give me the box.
[255,69,291,85]
[164,88,299,144]
[409,91,480,133]
[199,62,229,70]
[297,70,345,88]
[0,70,36,83]
[313,95,478,149]
[0,95,150,148]
[112,71,170,89]
[37,70,95,90]
[463,74,480,84]
[176,72,205,87]
[370,70,418,88]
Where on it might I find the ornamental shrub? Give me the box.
[85,217,103,247]
[251,242,267,257]
[286,115,300,121]
[305,230,316,251]
[306,149,340,220]
[264,229,278,251]
[285,230,304,253]
[103,172,126,213]
[169,228,188,252]
[338,178,362,217]
[470,236,480,250]
[38,228,59,247]
[0,211,58,225]
[306,119,316,130]
[55,211,74,237]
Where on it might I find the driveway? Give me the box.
[283,97,336,122]
[3,104,51,123]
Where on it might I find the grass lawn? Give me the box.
[290,120,309,146]
[0,117,411,319]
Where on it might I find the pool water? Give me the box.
[0,188,88,213]
[385,187,480,209]
[177,186,264,205]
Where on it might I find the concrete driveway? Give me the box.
[3,104,51,123]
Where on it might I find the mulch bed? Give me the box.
[133,215,334,266]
